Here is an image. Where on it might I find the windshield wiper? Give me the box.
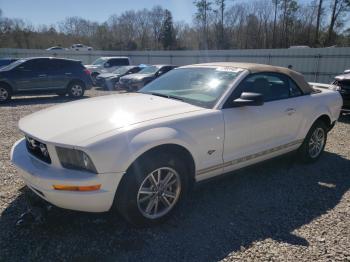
[150,92,184,101]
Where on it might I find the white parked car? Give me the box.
[70,44,93,51]
[85,57,131,83]
[11,63,342,226]
[46,46,66,51]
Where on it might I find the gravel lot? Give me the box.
[0,89,349,262]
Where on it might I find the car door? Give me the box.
[13,59,51,91]
[221,72,305,173]
[47,59,70,90]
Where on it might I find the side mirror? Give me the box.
[104,62,110,68]
[232,92,264,107]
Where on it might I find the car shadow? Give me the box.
[94,86,128,93]
[0,95,88,107]
[0,151,349,261]
[339,112,350,124]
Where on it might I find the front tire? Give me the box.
[68,81,85,98]
[299,120,327,163]
[115,154,188,226]
[0,85,12,103]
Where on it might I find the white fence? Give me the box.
[1,47,350,83]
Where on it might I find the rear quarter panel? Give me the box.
[296,88,342,140]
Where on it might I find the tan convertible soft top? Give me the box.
[183,62,314,94]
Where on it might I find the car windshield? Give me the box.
[0,59,26,71]
[113,66,133,74]
[138,66,159,74]
[140,67,243,108]
[92,58,107,65]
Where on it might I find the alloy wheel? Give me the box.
[137,167,181,219]
[308,127,325,158]
[71,85,83,97]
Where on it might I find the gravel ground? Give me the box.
[0,89,349,262]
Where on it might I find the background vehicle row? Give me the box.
[116,65,177,91]
[85,56,131,84]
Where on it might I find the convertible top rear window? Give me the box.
[140,67,243,108]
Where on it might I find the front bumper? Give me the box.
[97,78,117,90]
[11,138,124,212]
[116,81,144,91]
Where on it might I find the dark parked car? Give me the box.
[332,72,350,110]
[95,65,143,90]
[0,57,93,103]
[0,58,18,69]
[117,65,177,91]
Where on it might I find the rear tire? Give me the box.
[68,81,85,98]
[115,153,189,227]
[0,84,12,103]
[298,120,328,163]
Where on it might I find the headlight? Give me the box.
[56,147,97,173]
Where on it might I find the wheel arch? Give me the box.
[125,143,196,184]
[66,79,86,90]
[316,114,332,128]
[0,80,13,90]
[311,114,333,132]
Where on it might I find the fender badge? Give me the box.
[207,150,216,155]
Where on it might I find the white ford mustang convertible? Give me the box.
[11,62,342,226]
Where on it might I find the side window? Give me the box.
[110,59,129,66]
[18,59,48,71]
[44,59,59,72]
[289,79,302,97]
[157,68,165,76]
[130,67,140,73]
[235,73,291,102]
[163,66,172,73]
[50,60,69,71]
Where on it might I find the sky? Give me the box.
[0,0,197,26]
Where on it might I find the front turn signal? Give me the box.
[53,184,101,191]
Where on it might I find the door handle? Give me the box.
[65,73,72,75]
[285,108,296,115]
[38,74,47,77]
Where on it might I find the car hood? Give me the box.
[97,73,119,79]
[19,93,203,145]
[85,65,100,69]
[121,73,153,81]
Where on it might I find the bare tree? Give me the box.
[0,2,350,50]
[194,0,213,49]
[214,0,230,48]
[326,0,350,45]
[272,0,280,48]
[315,0,324,45]
[149,6,166,49]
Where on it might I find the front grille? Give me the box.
[25,136,51,164]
